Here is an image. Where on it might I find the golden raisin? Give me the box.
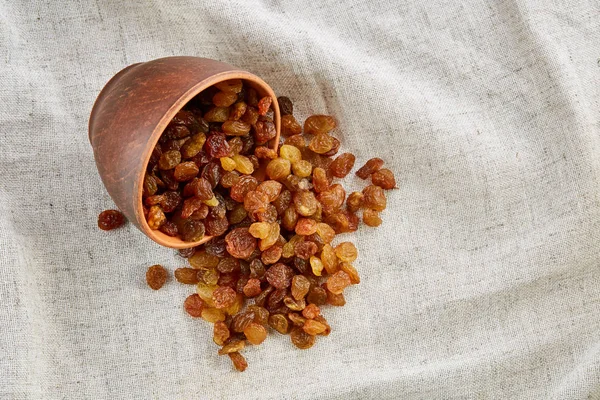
[268,314,290,334]
[356,157,384,179]
[371,168,396,189]
[281,114,302,136]
[334,242,358,262]
[326,270,352,294]
[303,319,327,335]
[363,209,382,227]
[295,218,317,235]
[183,294,205,317]
[244,322,267,345]
[304,115,336,135]
[290,327,316,349]
[328,153,355,178]
[174,268,200,284]
[340,262,360,284]
[302,304,320,319]
[266,158,291,180]
[362,185,387,211]
[291,275,311,300]
[213,321,230,346]
[228,352,248,372]
[308,134,335,154]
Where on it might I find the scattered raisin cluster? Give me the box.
[98,80,395,372]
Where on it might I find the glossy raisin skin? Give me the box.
[98,210,125,230]
[371,168,396,189]
[355,157,384,179]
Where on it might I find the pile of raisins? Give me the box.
[99,80,395,372]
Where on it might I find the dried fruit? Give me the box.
[293,190,318,216]
[291,275,310,300]
[228,352,248,372]
[303,319,327,335]
[362,185,387,211]
[277,96,293,115]
[213,321,230,346]
[256,180,282,202]
[308,134,335,154]
[244,322,267,345]
[226,228,257,259]
[265,263,294,289]
[184,294,205,317]
[218,339,245,355]
[146,265,168,290]
[306,286,327,305]
[201,307,226,323]
[215,79,243,94]
[98,210,125,230]
[371,168,396,189]
[363,209,382,227]
[174,268,200,284]
[340,262,360,284]
[212,286,237,309]
[189,251,220,270]
[147,206,166,230]
[334,242,358,262]
[356,157,384,179]
[302,304,320,319]
[326,286,346,306]
[326,271,352,294]
[290,327,316,349]
[230,175,259,203]
[266,158,291,180]
[268,314,290,334]
[320,244,339,274]
[243,278,262,297]
[257,96,272,116]
[317,184,346,214]
[304,115,336,135]
[329,153,355,178]
[309,256,324,276]
[311,167,330,193]
[294,241,318,260]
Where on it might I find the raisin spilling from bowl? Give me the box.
[98,79,396,372]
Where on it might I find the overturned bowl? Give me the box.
[89,56,281,249]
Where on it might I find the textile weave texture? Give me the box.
[1,0,599,398]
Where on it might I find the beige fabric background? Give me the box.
[1,0,600,399]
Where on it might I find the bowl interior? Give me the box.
[139,76,280,249]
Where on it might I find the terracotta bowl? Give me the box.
[89,56,281,249]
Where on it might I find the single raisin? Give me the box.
[304,115,336,135]
[306,286,327,305]
[363,209,382,227]
[329,153,355,178]
[230,175,259,203]
[327,270,352,294]
[213,321,231,346]
[268,314,290,334]
[213,286,237,309]
[277,96,293,115]
[317,184,346,214]
[180,220,205,242]
[290,327,316,349]
[257,96,272,116]
[334,242,358,262]
[371,168,396,190]
[362,185,387,211]
[98,210,125,230]
[266,158,291,181]
[308,134,335,154]
[244,322,267,345]
[264,263,294,289]
[146,265,168,290]
[311,167,330,193]
[184,293,205,317]
[147,206,166,230]
[356,157,384,179]
[228,352,248,372]
[174,268,200,284]
[226,228,257,259]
